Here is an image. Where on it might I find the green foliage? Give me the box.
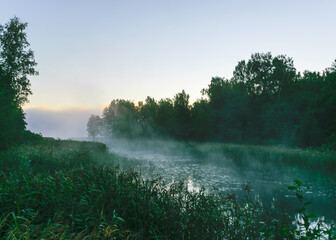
[216,143,336,179]
[3,139,334,239]
[191,99,213,140]
[156,98,175,136]
[232,52,296,97]
[138,96,158,136]
[172,90,191,139]
[0,17,38,105]
[87,114,102,138]
[0,140,129,239]
[102,99,141,138]
[0,17,38,151]
[288,180,335,239]
[202,77,250,141]
[0,102,26,150]
[89,53,336,149]
[96,93,193,140]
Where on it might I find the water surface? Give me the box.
[103,138,336,221]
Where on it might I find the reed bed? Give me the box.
[192,143,336,180]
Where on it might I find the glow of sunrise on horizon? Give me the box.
[1,0,336,110]
[23,106,105,112]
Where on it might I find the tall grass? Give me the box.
[191,143,336,180]
[0,139,334,239]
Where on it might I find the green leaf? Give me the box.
[307,213,317,218]
[296,193,303,200]
[296,207,305,213]
[294,179,302,187]
[304,201,312,206]
[288,186,297,190]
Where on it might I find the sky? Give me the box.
[1,0,336,138]
[25,108,101,138]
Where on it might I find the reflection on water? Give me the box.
[104,138,336,222]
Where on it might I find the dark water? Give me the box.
[104,138,336,222]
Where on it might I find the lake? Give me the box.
[102,138,336,222]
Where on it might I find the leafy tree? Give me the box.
[89,53,336,149]
[156,98,174,136]
[87,115,102,138]
[0,17,38,150]
[172,90,191,139]
[326,59,336,73]
[139,97,158,136]
[201,77,228,108]
[332,59,336,72]
[102,100,140,138]
[232,52,295,98]
[0,17,38,105]
[191,99,213,140]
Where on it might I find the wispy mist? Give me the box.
[25,108,101,139]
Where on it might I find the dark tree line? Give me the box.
[88,53,336,149]
[0,17,40,151]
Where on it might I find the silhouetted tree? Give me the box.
[88,54,336,149]
[156,98,174,136]
[326,59,336,73]
[232,52,296,98]
[202,77,249,141]
[191,99,213,140]
[172,90,191,139]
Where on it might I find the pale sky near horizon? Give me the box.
[1,0,336,111]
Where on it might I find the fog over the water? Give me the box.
[99,138,336,221]
[24,108,101,139]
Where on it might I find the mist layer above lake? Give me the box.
[99,138,336,221]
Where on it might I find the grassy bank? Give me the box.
[0,139,333,239]
[190,143,336,180]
